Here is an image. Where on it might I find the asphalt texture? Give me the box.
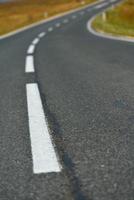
[0,0,134,200]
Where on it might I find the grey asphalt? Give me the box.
[0,0,134,200]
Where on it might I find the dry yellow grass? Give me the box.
[0,0,96,35]
[92,0,134,37]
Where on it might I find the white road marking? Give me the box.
[38,32,46,38]
[72,15,77,19]
[95,3,107,9]
[27,44,35,54]
[25,55,34,73]
[32,38,40,45]
[63,19,69,23]
[55,23,61,28]
[48,27,53,32]
[26,83,61,174]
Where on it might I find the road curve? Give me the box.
[0,0,134,200]
[87,0,134,43]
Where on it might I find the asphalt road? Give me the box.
[0,0,134,200]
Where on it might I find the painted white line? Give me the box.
[94,4,102,9]
[55,23,61,28]
[0,0,102,40]
[27,44,35,54]
[26,83,61,174]
[32,38,40,45]
[95,3,107,9]
[48,27,53,32]
[63,19,69,23]
[87,1,134,43]
[72,15,77,19]
[38,32,46,38]
[25,55,34,73]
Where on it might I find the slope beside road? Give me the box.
[0,0,96,36]
[0,0,134,200]
[92,0,134,38]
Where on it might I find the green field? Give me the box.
[0,0,96,35]
[92,0,134,38]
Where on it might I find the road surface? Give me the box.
[0,0,134,200]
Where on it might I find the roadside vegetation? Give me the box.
[0,0,96,35]
[92,0,134,38]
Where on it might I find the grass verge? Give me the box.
[92,0,134,38]
[0,0,97,36]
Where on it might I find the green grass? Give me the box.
[0,0,97,36]
[92,0,134,38]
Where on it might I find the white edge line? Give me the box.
[95,2,107,9]
[26,83,61,174]
[0,0,103,40]
[87,1,134,43]
[25,55,35,73]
